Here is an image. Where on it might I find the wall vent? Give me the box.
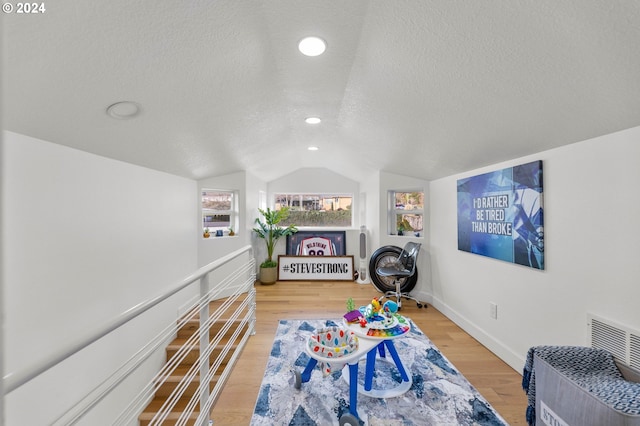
[588,313,640,369]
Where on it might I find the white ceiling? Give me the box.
[4,1,640,183]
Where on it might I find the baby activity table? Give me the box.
[293,315,412,425]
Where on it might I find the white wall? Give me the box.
[2,131,198,424]
[429,126,640,372]
[268,167,360,196]
[378,171,431,300]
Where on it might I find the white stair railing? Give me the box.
[3,245,256,426]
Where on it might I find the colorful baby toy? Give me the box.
[307,326,359,376]
[341,297,409,340]
[358,298,397,321]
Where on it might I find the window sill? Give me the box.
[295,226,360,231]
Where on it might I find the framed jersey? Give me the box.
[286,231,346,256]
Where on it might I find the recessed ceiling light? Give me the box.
[308,146,319,151]
[106,101,141,119]
[305,117,321,124]
[298,36,326,56]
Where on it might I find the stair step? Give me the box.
[138,395,201,426]
[177,319,248,339]
[166,339,239,365]
[183,299,249,321]
[153,365,219,398]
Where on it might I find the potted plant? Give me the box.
[253,207,298,284]
[397,218,412,236]
[203,227,210,238]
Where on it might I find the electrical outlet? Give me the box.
[489,302,498,319]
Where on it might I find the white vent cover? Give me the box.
[588,313,640,370]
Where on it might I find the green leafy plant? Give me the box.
[253,207,298,268]
[397,218,413,233]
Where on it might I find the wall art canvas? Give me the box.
[457,160,544,269]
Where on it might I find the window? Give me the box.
[389,190,424,236]
[202,189,237,235]
[274,193,353,227]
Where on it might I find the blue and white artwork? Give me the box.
[457,160,544,270]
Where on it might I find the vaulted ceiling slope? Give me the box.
[4,1,640,183]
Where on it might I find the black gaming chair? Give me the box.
[375,242,423,309]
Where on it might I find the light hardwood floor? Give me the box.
[210,281,528,425]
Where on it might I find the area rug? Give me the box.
[251,319,508,425]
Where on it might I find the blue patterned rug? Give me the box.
[251,319,508,425]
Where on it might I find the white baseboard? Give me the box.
[429,295,525,374]
[412,290,432,305]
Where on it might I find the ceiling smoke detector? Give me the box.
[107,101,141,119]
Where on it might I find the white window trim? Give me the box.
[388,189,424,236]
[202,189,238,236]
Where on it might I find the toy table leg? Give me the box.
[364,345,378,391]
[384,340,409,382]
[377,342,386,358]
[347,362,360,419]
[300,358,318,383]
[364,340,410,392]
[342,340,412,400]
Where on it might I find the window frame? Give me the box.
[273,192,354,228]
[388,189,425,237]
[202,189,238,236]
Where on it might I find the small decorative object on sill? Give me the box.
[203,227,210,238]
[216,230,223,237]
[397,218,413,236]
[228,227,235,236]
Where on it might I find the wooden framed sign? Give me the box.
[277,255,355,281]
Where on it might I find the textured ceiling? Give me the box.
[4,1,640,182]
